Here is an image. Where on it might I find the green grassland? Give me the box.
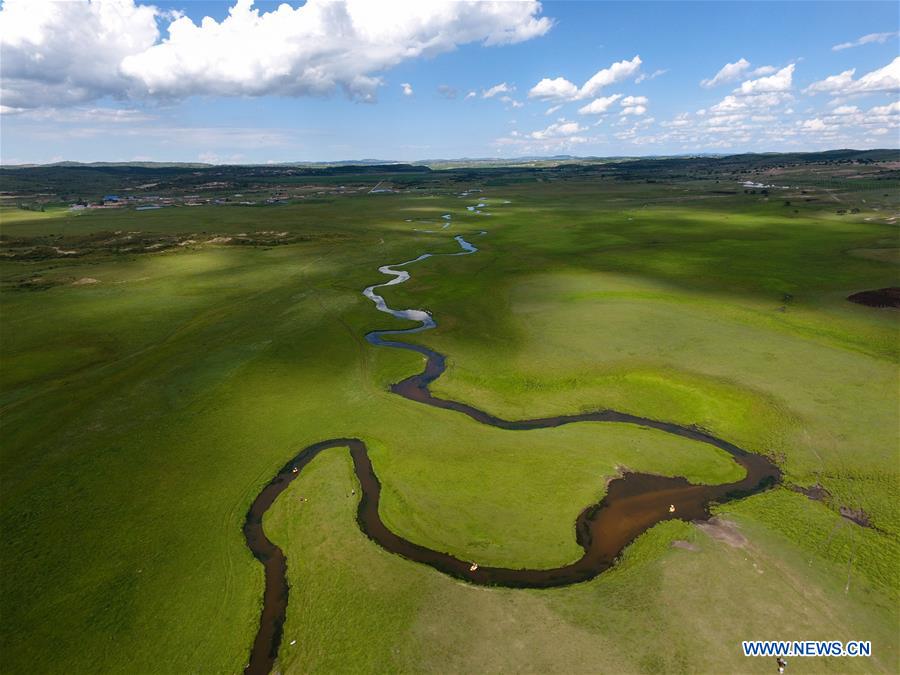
[1,162,898,673]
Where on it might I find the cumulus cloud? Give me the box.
[870,100,900,116]
[494,118,592,153]
[701,59,780,88]
[528,76,580,101]
[701,58,750,88]
[832,31,899,51]
[1,0,553,110]
[710,92,790,114]
[577,93,622,115]
[401,82,413,96]
[803,69,855,95]
[528,55,641,101]
[580,57,642,99]
[797,118,827,132]
[529,119,585,140]
[736,64,794,94]
[649,91,897,153]
[704,64,795,117]
[0,0,160,109]
[619,95,648,116]
[803,57,900,96]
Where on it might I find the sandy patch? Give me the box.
[694,517,748,548]
[671,540,700,552]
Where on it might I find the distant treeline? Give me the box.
[1,149,897,202]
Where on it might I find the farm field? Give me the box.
[1,155,898,673]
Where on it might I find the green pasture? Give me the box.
[1,174,897,673]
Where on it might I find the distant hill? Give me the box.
[1,150,896,202]
[3,149,895,172]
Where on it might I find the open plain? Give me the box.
[1,153,898,673]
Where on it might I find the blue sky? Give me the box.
[1,0,898,164]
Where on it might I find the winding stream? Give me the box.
[242,218,781,675]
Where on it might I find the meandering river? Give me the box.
[242,217,780,675]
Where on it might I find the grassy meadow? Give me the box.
[1,162,898,673]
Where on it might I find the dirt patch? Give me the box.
[839,506,871,528]
[847,287,900,308]
[72,277,100,285]
[793,482,830,502]
[791,483,880,531]
[694,517,748,548]
[671,540,699,552]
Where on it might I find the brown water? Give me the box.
[847,287,900,308]
[242,232,781,674]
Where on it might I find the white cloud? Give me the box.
[1,0,553,109]
[701,60,781,89]
[3,106,157,123]
[736,64,794,94]
[545,103,562,115]
[529,119,586,140]
[528,76,580,101]
[870,100,900,116]
[804,58,900,96]
[482,82,512,98]
[701,58,750,88]
[528,55,641,101]
[832,31,899,51]
[401,82,413,96]
[495,118,592,153]
[710,91,791,114]
[499,95,523,108]
[577,94,621,115]
[840,57,900,94]
[704,64,794,117]
[660,112,691,128]
[750,65,777,77]
[803,68,856,95]
[709,95,744,113]
[0,0,160,109]
[464,90,477,100]
[798,118,827,132]
[580,56,642,99]
[619,95,648,116]
[635,68,667,84]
